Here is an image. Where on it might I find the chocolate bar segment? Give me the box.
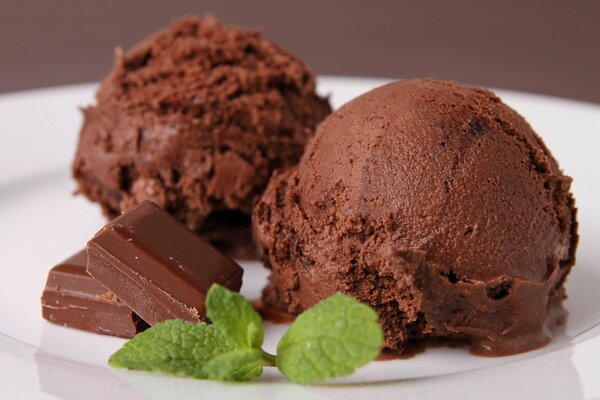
[41,250,149,338]
[86,200,244,326]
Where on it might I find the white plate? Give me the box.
[1,77,600,399]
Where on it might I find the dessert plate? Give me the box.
[1,77,599,399]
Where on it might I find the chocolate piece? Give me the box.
[87,200,244,326]
[254,79,578,356]
[41,250,148,338]
[71,16,332,258]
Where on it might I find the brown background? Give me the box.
[1,1,599,103]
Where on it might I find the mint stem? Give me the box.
[261,351,277,367]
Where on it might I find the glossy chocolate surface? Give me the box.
[87,200,244,326]
[41,250,148,338]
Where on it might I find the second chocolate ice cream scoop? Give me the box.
[254,78,577,355]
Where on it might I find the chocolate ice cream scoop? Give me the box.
[253,79,578,355]
[72,15,331,259]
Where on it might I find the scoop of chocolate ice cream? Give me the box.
[72,16,331,258]
[253,79,577,355]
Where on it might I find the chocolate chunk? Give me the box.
[86,200,244,326]
[41,250,148,338]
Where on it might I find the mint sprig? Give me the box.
[109,285,383,384]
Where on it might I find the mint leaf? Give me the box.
[202,348,265,381]
[206,284,264,349]
[109,319,236,379]
[276,293,383,384]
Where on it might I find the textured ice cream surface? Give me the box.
[72,15,331,258]
[253,78,578,355]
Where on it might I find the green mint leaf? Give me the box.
[206,284,264,350]
[276,293,383,384]
[202,348,265,381]
[109,319,236,379]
